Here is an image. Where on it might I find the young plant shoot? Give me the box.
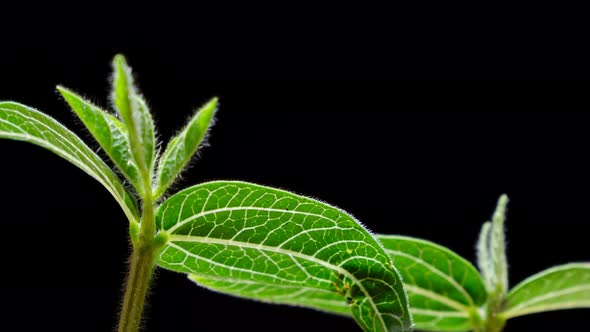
[1,56,588,332]
[0,55,410,332]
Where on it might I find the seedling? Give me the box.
[1,56,587,332]
[0,55,409,332]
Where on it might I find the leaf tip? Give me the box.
[113,54,128,68]
[498,194,509,207]
[493,194,509,225]
[56,85,73,99]
[203,97,219,114]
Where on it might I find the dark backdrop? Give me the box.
[0,46,588,331]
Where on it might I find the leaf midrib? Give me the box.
[0,107,113,185]
[503,284,590,318]
[164,206,347,234]
[403,284,469,312]
[165,234,399,331]
[0,108,136,221]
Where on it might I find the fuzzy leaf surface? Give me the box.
[503,263,590,318]
[0,101,139,222]
[154,97,217,198]
[155,181,411,332]
[111,55,155,175]
[58,87,141,190]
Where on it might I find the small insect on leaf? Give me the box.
[155,181,412,332]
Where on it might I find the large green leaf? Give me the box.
[378,235,486,332]
[0,101,139,223]
[57,86,141,190]
[155,181,412,332]
[111,55,156,177]
[154,97,217,199]
[503,263,590,318]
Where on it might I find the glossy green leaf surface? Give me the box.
[111,55,155,176]
[154,97,217,198]
[503,263,590,318]
[58,86,141,190]
[155,181,412,332]
[378,235,486,332]
[0,101,139,222]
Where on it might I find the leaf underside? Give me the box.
[155,181,412,332]
[0,101,139,222]
[503,263,590,318]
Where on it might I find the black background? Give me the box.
[0,42,588,332]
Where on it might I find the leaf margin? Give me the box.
[0,101,139,223]
[154,180,413,332]
[502,262,590,319]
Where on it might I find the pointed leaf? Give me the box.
[0,101,139,223]
[476,195,509,298]
[154,97,217,198]
[155,181,412,332]
[378,235,486,332]
[58,86,142,190]
[111,54,155,176]
[476,221,493,290]
[503,263,590,318]
[490,195,509,296]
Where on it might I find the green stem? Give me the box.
[118,186,157,332]
[479,289,507,332]
[483,305,506,332]
[118,243,155,332]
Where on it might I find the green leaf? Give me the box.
[267,234,489,331]
[111,54,156,178]
[154,97,218,198]
[378,235,487,332]
[0,101,139,223]
[155,181,412,332]
[57,86,142,191]
[503,263,590,319]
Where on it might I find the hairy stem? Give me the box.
[118,243,155,332]
[118,186,157,332]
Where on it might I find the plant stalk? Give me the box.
[118,185,157,332]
